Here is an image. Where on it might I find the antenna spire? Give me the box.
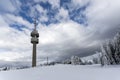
[34,18,37,30]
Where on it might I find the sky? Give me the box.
[0,0,120,62]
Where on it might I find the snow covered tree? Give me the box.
[93,57,99,64]
[99,51,107,66]
[113,32,120,64]
[101,40,117,65]
[101,32,120,65]
[63,59,71,64]
[71,56,82,65]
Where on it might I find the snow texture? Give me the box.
[0,64,120,80]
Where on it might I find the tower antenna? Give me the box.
[34,17,37,30]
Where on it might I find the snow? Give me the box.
[0,64,120,80]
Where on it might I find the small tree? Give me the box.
[93,57,98,64]
[99,52,106,66]
[71,56,82,65]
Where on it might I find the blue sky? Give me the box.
[15,0,88,26]
[0,0,120,62]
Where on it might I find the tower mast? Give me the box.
[31,18,39,67]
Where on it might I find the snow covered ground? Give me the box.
[0,64,120,80]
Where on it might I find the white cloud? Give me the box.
[72,0,90,8]
[34,0,60,8]
[0,0,15,12]
[35,4,45,13]
[34,4,48,22]
[0,51,23,61]
[36,21,96,60]
[84,0,120,41]
[86,0,120,28]
[3,14,33,29]
[0,0,120,62]
[0,0,21,13]
[55,7,69,21]
[0,15,32,61]
[48,0,60,8]
[35,0,120,61]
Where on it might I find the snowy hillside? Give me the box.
[0,64,120,80]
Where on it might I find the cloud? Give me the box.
[86,0,120,26]
[0,0,120,63]
[85,0,120,40]
[35,4,48,22]
[71,0,90,8]
[0,15,31,61]
[3,14,33,29]
[55,7,69,21]
[0,0,16,13]
[0,0,21,13]
[36,21,98,61]
[48,0,60,8]
[36,0,120,61]
[34,0,60,8]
